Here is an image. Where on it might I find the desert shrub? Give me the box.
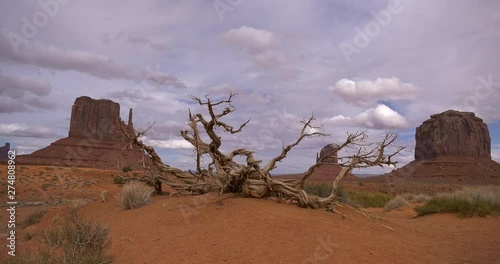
[21,209,47,229]
[415,186,500,217]
[0,251,53,264]
[43,201,112,263]
[384,195,409,211]
[304,182,332,198]
[304,183,390,208]
[122,165,133,173]
[23,233,34,242]
[336,186,360,208]
[120,181,154,209]
[113,175,126,185]
[347,190,392,208]
[41,183,53,190]
[1,201,112,264]
[402,193,431,203]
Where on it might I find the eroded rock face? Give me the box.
[415,110,491,161]
[316,144,339,164]
[69,96,122,141]
[17,96,145,170]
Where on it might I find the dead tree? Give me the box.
[121,92,404,209]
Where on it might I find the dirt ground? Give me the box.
[1,166,500,264]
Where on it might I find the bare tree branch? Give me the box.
[120,92,403,211]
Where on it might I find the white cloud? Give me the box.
[0,123,58,138]
[144,137,194,150]
[206,83,237,95]
[221,26,300,79]
[222,26,276,52]
[328,77,420,106]
[222,26,281,69]
[324,104,409,129]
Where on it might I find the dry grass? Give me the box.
[20,209,47,229]
[402,193,432,203]
[304,182,392,208]
[385,195,409,211]
[1,200,112,264]
[415,185,500,217]
[120,181,154,209]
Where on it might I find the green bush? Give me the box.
[122,165,133,173]
[304,183,332,198]
[303,183,391,208]
[415,186,500,217]
[347,190,392,208]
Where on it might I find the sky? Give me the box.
[0,0,499,174]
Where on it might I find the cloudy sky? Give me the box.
[1,0,499,174]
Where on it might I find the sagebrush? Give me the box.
[1,200,112,264]
[120,181,154,209]
[385,195,409,211]
[415,186,500,217]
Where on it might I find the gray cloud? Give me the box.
[0,73,51,98]
[221,26,301,80]
[0,31,185,88]
[0,73,55,113]
[102,31,169,51]
[0,123,58,138]
[0,0,498,175]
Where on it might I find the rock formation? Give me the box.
[69,96,120,140]
[0,143,10,161]
[17,96,147,170]
[305,144,357,181]
[316,144,339,163]
[377,110,500,183]
[415,110,491,161]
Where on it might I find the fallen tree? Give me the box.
[121,92,403,210]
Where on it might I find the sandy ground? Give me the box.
[1,166,500,264]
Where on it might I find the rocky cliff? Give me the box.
[17,96,146,170]
[316,144,339,164]
[377,110,499,183]
[415,110,491,161]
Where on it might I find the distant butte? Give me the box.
[17,96,147,170]
[303,144,358,181]
[379,110,500,183]
[0,142,10,161]
[415,110,491,160]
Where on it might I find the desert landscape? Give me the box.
[0,165,499,264]
[1,1,500,264]
[1,94,500,264]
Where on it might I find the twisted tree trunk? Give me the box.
[121,93,404,209]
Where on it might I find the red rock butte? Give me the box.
[307,144,357,181]
[380,110,500,183]
[17,96,147,170]
[0,142,10,161]
[415,110,491,161]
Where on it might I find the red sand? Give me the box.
[1,166,500,263]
